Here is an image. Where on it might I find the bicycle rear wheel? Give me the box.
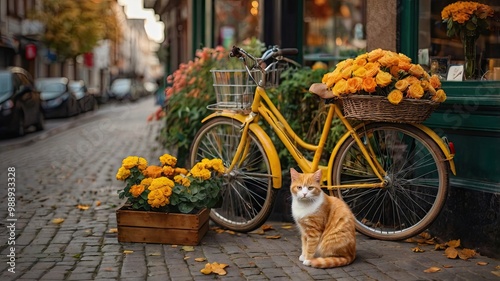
[189,116,277,232]
[331,122,449,240]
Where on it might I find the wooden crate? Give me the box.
[116,207,210,245]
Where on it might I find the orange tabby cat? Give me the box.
[290,168,356,268]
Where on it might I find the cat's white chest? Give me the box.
[291,194,324,221]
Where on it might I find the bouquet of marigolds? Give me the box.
[441,1,494,38]
[321,48,447,105]
[116,154,225,213]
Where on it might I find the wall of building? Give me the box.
[366,0,397,52]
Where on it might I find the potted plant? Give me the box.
[115,154,224,245]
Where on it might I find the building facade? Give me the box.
[146,0,500,258]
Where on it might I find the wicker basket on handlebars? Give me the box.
[208,66,284,112]
[340,95,440,124]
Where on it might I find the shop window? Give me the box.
[214,0,262,49]
[418,0,500,80]
[303,0,367,65]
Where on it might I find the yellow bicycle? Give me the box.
[189,45,456,240]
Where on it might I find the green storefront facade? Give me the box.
[149,0,499,257]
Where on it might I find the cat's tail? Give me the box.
[310,256,354,268]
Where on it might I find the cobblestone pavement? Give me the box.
[1,96,499,281]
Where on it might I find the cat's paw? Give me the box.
[299,255,305,261]
[302,260,312,266]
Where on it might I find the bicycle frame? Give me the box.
[206,85,390,190]
[204,83,457,190]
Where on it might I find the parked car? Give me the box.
[69,80,97,112]
[35,77,80,118]
[108,78,141,101]
[0,67,45,137]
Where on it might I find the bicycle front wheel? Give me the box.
[189,116,277,232]
[331,122,449,240]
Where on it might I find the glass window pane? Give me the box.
[214,0,262,49]
[419,0,499,80]
[304,0,367,64]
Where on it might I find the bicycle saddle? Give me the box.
[309,83,336,100]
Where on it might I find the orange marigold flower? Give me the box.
[346,77,363,94]
[130,184,145,197]
[143,165,163,178]
[362,77,377,93]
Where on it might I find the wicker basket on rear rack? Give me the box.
[340,95,440,124]
[208,63,286,112]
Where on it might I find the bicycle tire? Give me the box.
[331,122,449,240]
[189,116,278,232]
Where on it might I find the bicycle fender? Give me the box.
[413,124,457,176]
[201,112,283,188]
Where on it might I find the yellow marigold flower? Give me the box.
[336,58,353,71]
[174,167,188,176]
[429,74,441,89]
[332,79,347,95]
[375,71,392,87]
[148,177,175,191]
[346,77,363,94]
[159,154,177,167]
[387,90,404,105]
[362,77,377,93]
[432,89,447,103]
[143,165,163,178]
[209,159,225,173]
[116,167,131,181]
[141,177,153,187]
[378,52,399,67]
[395,80,410,92]
[122,156,139,169]
[147,187,171,208]
[341,65,353,80]
[174,175,191,187]
[191,167,211,180]
[130,184,145,197]
[364,62,380,77]
[353,66,367,78]
[408,64,425,78]
[367,48,385,62]
[407,83,424,99]
[398,53,412,64]
[322,72,343,89]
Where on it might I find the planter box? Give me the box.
[116,207,210,245]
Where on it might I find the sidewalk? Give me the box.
[0,96,498,280]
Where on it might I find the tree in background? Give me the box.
[29,0,122,76]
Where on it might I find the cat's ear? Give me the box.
[313,169,322,183]
[290,168,299,181]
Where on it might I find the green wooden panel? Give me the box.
[424,82,500,193]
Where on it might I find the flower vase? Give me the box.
[461,32,478,80]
